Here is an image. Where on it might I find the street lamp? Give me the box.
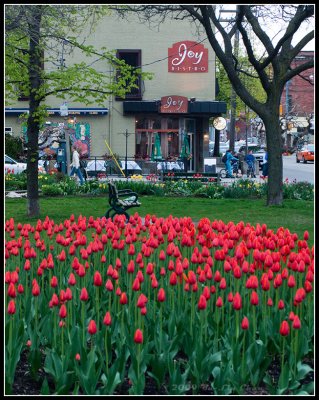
[119,129,134,177]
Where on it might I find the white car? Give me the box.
[5,155,46,174]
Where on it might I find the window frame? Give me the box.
[115,49,142,101]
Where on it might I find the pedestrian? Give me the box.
[245,150,256,178]
[79,157,88,181]
[70,146,84,185]
[262,149,268,178]
[225,149,239,178]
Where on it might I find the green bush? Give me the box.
[41,184,64,196]
[283,180,314,200]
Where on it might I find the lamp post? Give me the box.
[119,129,134,177]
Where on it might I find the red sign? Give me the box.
[168,41,208,73]
[160,95,188,113]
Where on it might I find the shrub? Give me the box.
[41,184,64,196]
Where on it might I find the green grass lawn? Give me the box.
[5,195,314,245]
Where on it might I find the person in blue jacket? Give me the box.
[245,150,256,178]
[225,149,239,178]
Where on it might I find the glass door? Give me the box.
[184,119,196,171]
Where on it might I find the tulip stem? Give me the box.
[105,329,108,375]
[281,337,285,373]
[82,302,85,348]
[294,330,298,376]
[241,330,246,381]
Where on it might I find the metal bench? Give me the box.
[104,181,141,221]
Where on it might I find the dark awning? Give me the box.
[123,100,226,116]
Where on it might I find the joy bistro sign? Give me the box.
[168,41,208,73]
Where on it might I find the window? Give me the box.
[5,127,13,135]
[116,50,142,100]
[135,117,180,159]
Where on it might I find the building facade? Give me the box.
[5,12,226,173]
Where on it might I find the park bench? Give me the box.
[104,181,141,221]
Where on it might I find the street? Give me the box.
[217,155,314,184]
[281,155,314,184]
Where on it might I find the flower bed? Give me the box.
[5,213,314,395]
[5,173,314,201]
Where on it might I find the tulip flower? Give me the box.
[197,294,207,310]
[103,311,112,326]
[7,299,16,315]
[279,320,290,336]
[75,353,81,361]
[157,288,165,302]
[134,329,143,344]
[241,316,249,330]
[59,304,67,319]
[88,320,97,335]
[93,271,103,286]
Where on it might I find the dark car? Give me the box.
[238,145,266,170]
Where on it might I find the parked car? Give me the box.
[296,144,314,163]
[5,154,46,174]
[238,144,266,170]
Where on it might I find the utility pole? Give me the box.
[219,6,240,153]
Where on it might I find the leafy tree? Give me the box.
[5,5,152,217]
[109,5,314,206]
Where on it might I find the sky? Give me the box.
[218,4,314,52]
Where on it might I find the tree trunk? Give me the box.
[26,8,42,217]
[263,112,284,206]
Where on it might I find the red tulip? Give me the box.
[32,281,40,296]
[93,271,103,286]
[250,291,259,306]
[287,275,296,288]
[80,287,89,301]
[7,299,16,314]
[197,294,207,310]
[279,320,290,336]
[105,279,114,291]
[68,273,76,286]
[7,283,16,298]
[50,276,58,288]
[169,272,177,286]
[157,288,166,302]
[216,296,223,307]
[120,292,128,305]
[134,329,143,344]
[59,304,67,319]
[241,316,249,330]
[103,311,112,326]
[292,315,301,329]
[75,353,81,361]
[278,299,285,310]
[232,292,242,310]
[88,320,97,335]
[137,293,148,308]
[303,230,309,241]
[132,277,140,291]
[50,293,59,307]
[17,284,24,294]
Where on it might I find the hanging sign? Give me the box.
[168,41,208,73]
[160,95,188,113]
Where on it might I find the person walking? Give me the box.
[245,150,256,178]
[261,149,268,178]
[70,146,84,185]
[225,149,239,178]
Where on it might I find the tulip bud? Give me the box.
[197,294,207,310]
[88,320,97,335]
[134,329,143,344]
[279,320,290,336]
[7,299,16,314]
[241,317,249,330]
[103,311,112,326]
